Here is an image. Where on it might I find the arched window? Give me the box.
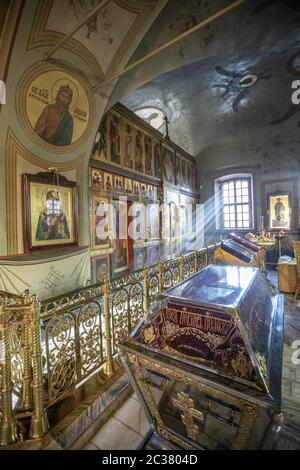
[215,174,254,230]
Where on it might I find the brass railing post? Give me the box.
[0,300,18,446]
[205,245,209,266]
[143,264,149,314]
[194,251,198,273]
[158,258,163,293]
[213,244,217,264]
[29,295,49,439]
[103,276,115,377]
[21,290,32,411]
[179,254,185,280]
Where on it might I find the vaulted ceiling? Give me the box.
[106,0,300,159]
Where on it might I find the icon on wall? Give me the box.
[268,191,291,230]
[20,67,92,151]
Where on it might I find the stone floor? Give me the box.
[83,269,300,450]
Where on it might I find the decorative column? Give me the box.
[21,290,32,411]
[179,254,185,281]
[29,296,49,439]
[0,300,18,446]
[143,265,149,314]
[194,251,198,273]
[158,258,163,294]
[103,276,115,377]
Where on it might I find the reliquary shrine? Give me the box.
[120,265,284,450]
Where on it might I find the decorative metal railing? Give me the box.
[0,245,218,446]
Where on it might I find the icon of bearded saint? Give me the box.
[36,190,70,241]
[34,85,74,146]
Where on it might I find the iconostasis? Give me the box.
[89,104,200,280]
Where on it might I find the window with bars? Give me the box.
[216,175,253,230]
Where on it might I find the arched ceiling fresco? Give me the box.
[104,0,300,159]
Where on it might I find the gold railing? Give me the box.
[0,245,218,446]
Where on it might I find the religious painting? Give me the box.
[133,181,140,197]
[112,200,129,276]
[23,172,78,252]
[132,201,146,243]
[181,157,187,188]
[144,135,153,176]
[123,121,134,169]
[268,191,291,230]
[147,203,160,241]
[162,144,176,185]
[90,167,103,191]
[186,163,191,190]
[134,248,146,271]
[22,68,90,150]
[140,182,148,198]
[108,112,121,165]
[92,255,110,284]
[93,117,108,161]
[176,154,182,186]
[91,196,110,249]
[148,184,154,200]
[147,245,159,266]
[113,175,124,194]
[153,140,161,179]
[134,130,144,173]
[103,172,113,193]
[125,178,133,195]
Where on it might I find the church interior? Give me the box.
[1,0,300,452]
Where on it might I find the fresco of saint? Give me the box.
[135,131,144,172]
[124,124,133,168]
[110,116,121,164]
[34,85,74,146]
[145,135,153,175]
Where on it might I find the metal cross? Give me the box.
[172,391,204,441]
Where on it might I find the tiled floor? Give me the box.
[83,393,150,450]
[83,269,300,450]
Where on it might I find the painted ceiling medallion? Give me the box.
[134,107,165,130]
[213,66,271,112]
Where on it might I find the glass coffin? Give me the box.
[214,233,264,270]
[119,265,284,450]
